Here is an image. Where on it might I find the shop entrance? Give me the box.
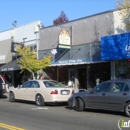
[78,68,87,89]
[68,69,74,82]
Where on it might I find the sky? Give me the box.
[0,0,116,32]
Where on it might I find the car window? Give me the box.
[43,81,65,88]
[21,81,31,88]
[123,83,129,92]
[110,82,128,92]
[93,82,111,93]
[31,81,40,88]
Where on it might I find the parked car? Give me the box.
[79,89,87,92]
[9,80,75,106]
[68,79,130,117]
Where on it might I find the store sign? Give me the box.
[59,30,70,46]
[101,32,130,60]
[1,67,14,71]
[51,58,94,65]
[125,44,130,56]
[0,55,5,60]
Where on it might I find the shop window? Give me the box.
[115,60,129,79]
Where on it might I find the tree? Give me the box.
[15,44,52,79]
[117,0,130,27]
[53,11,69,25]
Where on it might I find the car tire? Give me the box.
[9,92,15,102]
[74,98,84,112]
[35,94,45,106]
[125,102,130,117]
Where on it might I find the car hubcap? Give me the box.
[36,95,42,105]
[126,104,130,115]
[10,93,13,99]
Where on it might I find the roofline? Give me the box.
[0,20,41,33]
[42,9,117,29]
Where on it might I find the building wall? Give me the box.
[0,39,12,64]
[0,21,42,63]
[0,30,12,41]
[39,11,114,51]
[12,20,41,46]
[113,10,127,34]
[0,21,41,45]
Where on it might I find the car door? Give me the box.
[106,81,130,111]
[87,82,112,109]
[15,81,32,100]
[25,81,40,100]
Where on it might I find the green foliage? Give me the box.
[16,44,52,75]
[117,0,130,27]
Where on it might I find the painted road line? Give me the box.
[0,123,25,130]
[32,107,48,110]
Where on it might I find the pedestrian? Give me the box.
[39,74,44,80]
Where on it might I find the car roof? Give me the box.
[27,79,57,82]
[104,79,130,82]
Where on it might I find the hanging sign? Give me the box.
[59,30,71,48]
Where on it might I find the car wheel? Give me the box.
[74,98,84,112]
[9,92,15,102]
[35,94,45,106]
[125,102,130,117]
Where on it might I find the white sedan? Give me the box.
[9,80,75,106]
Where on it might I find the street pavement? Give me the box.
[0,93,129,130]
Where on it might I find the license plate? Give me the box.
[61,90,68,95]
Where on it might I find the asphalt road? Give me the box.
[0,94,129,130]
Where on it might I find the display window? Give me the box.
[115,60,130,79]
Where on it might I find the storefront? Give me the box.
[101,32,130,79]
[39,41,111,89]
[115,59,130,79]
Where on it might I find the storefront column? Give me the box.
[11,71,14,87]
[57,67,59,81]
[111,61,115,79]
[87,65,90,89]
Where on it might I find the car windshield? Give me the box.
[43,81,65,88]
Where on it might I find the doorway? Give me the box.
[78,68,87,89]
[68,69,75,82]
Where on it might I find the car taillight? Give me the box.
[50,90,58,94]
[72,90,75,95]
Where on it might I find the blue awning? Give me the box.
[101,32,130,60]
